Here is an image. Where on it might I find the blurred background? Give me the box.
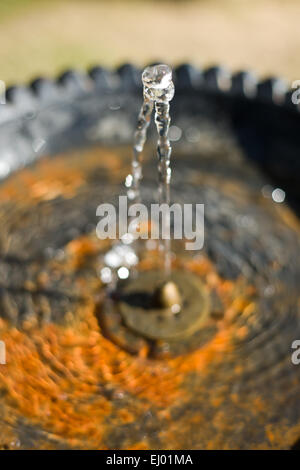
[0,0,299,85]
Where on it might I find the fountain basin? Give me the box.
[0,64,300,450]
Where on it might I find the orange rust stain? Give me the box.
[0,226,257,449]
[0,301,183,445]
[128,441,149,450]
[66,236,101,269]
[0,307,112,448]
[117,408,135,425]
[211,396,224,408]
[0,147,126,205]
[235,326,248,340]
[264,422,300,450]
[252,396,265,413]
[0,162,84,203]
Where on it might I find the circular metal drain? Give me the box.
[98,269,213,358]
[112,270,210,342]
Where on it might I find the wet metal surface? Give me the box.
[0,137,299,449]
[0,65,300,449]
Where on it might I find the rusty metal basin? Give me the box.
[0,65,299,450]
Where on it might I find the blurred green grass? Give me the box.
[0,0,299,85]
[0,0,52,21]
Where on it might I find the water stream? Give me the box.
[103,65,175,280]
